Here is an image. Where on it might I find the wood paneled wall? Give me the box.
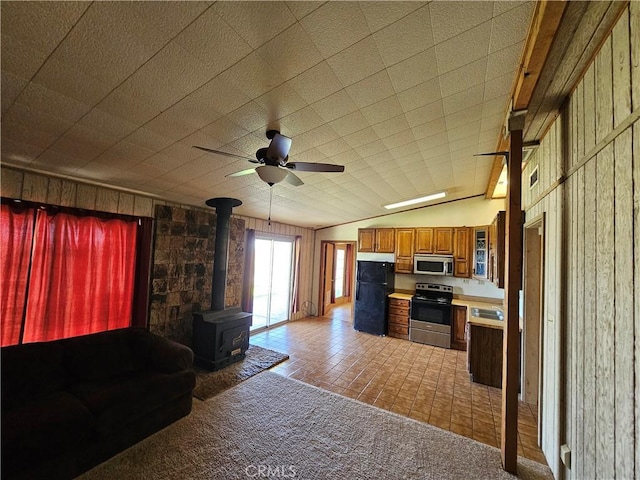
[1,167,317,323]
[236,214,316,321]
[1,167,155,217]
[521,5,639,479]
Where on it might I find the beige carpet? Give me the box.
[79,371,553,480]
[193,345,289,400]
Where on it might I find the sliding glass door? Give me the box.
[251,236,293,331]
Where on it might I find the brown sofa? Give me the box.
[1,327,196,480]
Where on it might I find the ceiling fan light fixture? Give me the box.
[256,165,288,186]
[384,192,446,210]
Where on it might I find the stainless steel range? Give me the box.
[409,283,453,348]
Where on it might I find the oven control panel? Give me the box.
[415,283,453,294]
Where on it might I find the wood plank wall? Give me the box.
[521,5,638,479]
[1,167,317,323]
[1,167,155,217]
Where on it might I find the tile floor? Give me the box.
[251,304,546,465]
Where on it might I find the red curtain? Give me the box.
[22,210,138,343]
[0,204,35,346]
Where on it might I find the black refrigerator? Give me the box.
[354,260,395,336]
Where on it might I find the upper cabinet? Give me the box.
[376,228,395,253]
[358,228,376,252]
[394,228,415,274]
[488,211,506,288]
[453,227,472,278]
[472,227,488,279]
[358,217,501,281]
[358,228,395,253]
[433,227,453,254]
[414,228,434,253]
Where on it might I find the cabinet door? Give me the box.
[433,227,453,254]
[375,228,395,253]
[489,212,506,288]
[451,305,467,351]
[472,227,488,279]
[415,228,434,253]
[395,258,413,274]
[394,228,415,273]
[453,227,471,278]
[358,228,375,252]
[395,228,415,257]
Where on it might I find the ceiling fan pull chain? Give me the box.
[268,186,273,226]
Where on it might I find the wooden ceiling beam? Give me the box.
[485,0,567,198]
[513,1,568,110]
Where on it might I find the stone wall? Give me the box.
[150,204,245,345]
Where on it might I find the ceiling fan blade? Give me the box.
[193,146,259,163]
[473,151,509,157]
[284,171,304,186]
[226,168,256,178]
[266,133,292,161]
[286,162,345,173]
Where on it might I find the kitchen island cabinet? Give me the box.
[467,323,503,388]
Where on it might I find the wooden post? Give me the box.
[501,111,525,473]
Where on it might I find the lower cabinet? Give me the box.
[467,324,503,388]
[388,297,410,340]
[451,305,467,351]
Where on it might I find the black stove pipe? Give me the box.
[205,197,242,311]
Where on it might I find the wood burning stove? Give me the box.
[192,198,252,371]
[192,308,251,370]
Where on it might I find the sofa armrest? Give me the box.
[146,334,194,373]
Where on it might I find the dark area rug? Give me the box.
[192,345,289,400]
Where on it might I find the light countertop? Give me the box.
[388,292,413,301]
[388,292,517,330]
[452,298,506,330]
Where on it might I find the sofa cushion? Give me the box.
[62,328,151,382]
[70,370,196,436]
[1,342,66,410]
[1,391,96,454]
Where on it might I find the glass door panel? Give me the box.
[268,240,292,325]
[251,237,293,331]
[334,247,345,299]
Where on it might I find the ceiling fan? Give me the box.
[193,130,345,186]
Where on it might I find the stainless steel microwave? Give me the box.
[413,254,454,276]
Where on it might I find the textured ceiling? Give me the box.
[1,1,533,228]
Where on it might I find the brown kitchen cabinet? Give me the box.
[451,305,467,351]
[467,324,503,388]
[394,228,415,274]
[414,228,434,253]
[488,211,506,288]
[358,228,395,253]
[433,227,453,254]
[453,227,472,278]
[472,227,489,279]
[388,297,410,340]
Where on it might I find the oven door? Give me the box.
[410,298,452,326]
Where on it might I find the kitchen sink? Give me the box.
[471,307,504,321]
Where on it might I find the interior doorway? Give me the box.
[522,214,545,443]
[251,236,294,331]
[319,241,355,316]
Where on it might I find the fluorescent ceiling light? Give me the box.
[384,192,446,210]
